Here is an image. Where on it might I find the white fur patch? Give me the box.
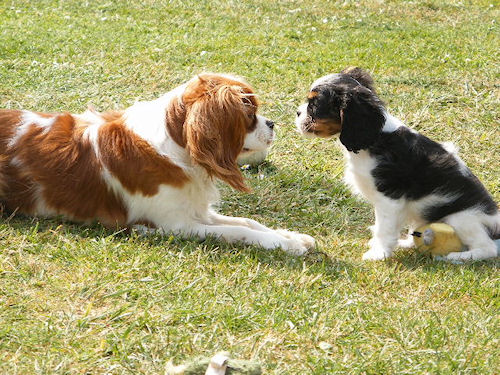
[32,185,56,217]
[83,124,101,157]
[242,114,274,153]
[8,111,55,147]
[441,141,469,175]
[122,84,190,170]
[310,74,341,90]
[382,112,405,133]
[101,164,218,230]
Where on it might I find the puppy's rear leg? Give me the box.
[444,213,498,261]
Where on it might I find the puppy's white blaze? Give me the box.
[311,74,340,90]
[8,111,56,148]
[441,141,458,155]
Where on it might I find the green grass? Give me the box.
[1,0,499,373]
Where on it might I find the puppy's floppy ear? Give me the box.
[339,86,385,153]
[341,67,377,93]
[183,75,250,192]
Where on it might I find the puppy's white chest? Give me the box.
[344,150,378,202]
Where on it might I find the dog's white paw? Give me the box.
[283,241,310,256]
[256,233,304,256]
[297,233,316,250]
[363,241,393,261]
[397,236,415,249]
[132,224,158,236]
[275,230,316,252]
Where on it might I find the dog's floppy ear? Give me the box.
[183,75,250,192]
[339,86,385,153]
[341,67,377,93]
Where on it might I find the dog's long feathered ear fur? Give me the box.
[339,86,386,153]
[183,75,250,192]
[341,67,377,93]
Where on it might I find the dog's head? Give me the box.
[295,67,385,153]
[182,73,274,191]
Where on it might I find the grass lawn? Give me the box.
[1,0,499,373]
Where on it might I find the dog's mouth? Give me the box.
[296,119,318,137]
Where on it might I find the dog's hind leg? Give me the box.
[443,210,498,261]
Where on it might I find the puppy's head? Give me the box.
[295,67,385,153]
[183,73,274,192]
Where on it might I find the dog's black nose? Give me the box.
[266,120,275,129]
[296,110,302,117]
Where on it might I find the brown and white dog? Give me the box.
[0,73,314,255]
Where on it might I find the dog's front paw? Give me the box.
[275,230,316,251]
[297,233,316,250]
[257,234,305,256]
[283,241,310,256]
[363,240,393,261]
[132,224,159,236]
[362,248,391,261]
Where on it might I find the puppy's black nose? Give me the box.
[296,110,302,117]
[266,120,275,129]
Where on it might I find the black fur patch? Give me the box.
[368,127,498,221]
[339,86,385,153]
[309,73,385,153]
[341,67,377,93]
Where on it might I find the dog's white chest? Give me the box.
[344,150,378,202]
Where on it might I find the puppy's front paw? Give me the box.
[363,240,393,261]
[362,248,390,261]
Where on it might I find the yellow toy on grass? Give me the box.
[412,222,500,258]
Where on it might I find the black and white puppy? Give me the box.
[296,67,499,261]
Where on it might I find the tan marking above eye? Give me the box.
[307,91,319,99]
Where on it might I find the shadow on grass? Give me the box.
[393,249,500,272]
[240,159,278,175]
[2,213,353,281]
[2,213,128,238]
